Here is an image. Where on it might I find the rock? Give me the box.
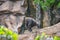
[0,1,5,5]
[0,0,27,33]
[18,34,29,40]
[0,13,25,33]
[0,0,9,1]
[0,0,20,2]
[28,33,36,40]
[16,16,25,28]
[38,22,60,35]
[18,22,60,40]
[7,15,25,33]
[56,32,60,36]
[18,33,36,40]
[11,0,27,15]
[0,14,9,26]
[10,0,20,1]
[0,1,13,13]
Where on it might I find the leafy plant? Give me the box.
[57,2,60,8]
[0,25,18,40]
[54,36,60,40]
[34,0,60,10]
[35,35,40,40]
[35,32,45,40]
[35,32,60,40]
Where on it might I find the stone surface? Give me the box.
[0,0,27,33]
[38,22,60,35]
[56,32,60,36]
[0,0,9,1]
[18,22,60,40]
[0,13,25,33]
[18,33,36,40]
[0,1,13,12]
[11,0,27,14]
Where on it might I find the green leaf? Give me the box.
[6,30,13,35]
[35,35,40,40]
[12,33,18,40]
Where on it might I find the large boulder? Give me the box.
[0,0,20,1]
[11,0,27,15]
[0,0,27,33]
[18,33,36,40]
[0,1,13,13]
[0,0,27,14]
[37,22,60,36]
[0,0,9,1]
[0,13,25,33]
[5,14,25,33]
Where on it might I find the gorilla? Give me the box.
[18,17,42,34]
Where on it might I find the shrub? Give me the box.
[0,25,18,40]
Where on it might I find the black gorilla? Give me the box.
[18,17,42,34]
[25,17,41,31]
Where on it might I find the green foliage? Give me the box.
[35,32,60,40]
[34,0,40,4]
[0,25,18,40]
[35,35,40,40]
[57,2,60,8]
[35,32,45,40]
[54,36,60,40]
[34,0,60,10]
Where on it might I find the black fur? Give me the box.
[18,17,42,34]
